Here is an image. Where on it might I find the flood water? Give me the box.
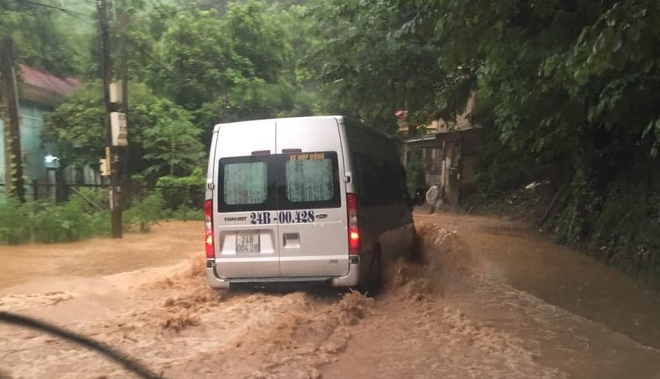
[1,215,660,378]
[0,221,202,291]
[417,212,660,350]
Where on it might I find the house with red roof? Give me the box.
[0,65,83,198]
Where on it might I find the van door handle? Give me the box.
[316,213,328,219]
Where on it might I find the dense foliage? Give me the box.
[0,0,87,77]
[311,0,660,283]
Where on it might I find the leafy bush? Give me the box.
[0,198,32,244]
[88,210,111,237]
[123,193,164,233]
[165,206,204,221]
[0,197,111,244]
[68,188,110,213]
[156,169,205,211]
[582,159,660,287]
[30,201,97,243]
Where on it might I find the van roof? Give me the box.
[213,115,344,133]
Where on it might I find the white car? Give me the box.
[204,116,415,293]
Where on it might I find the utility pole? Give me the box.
[120,2,131,203]
[97,0,122,238]
[0,37,25,202]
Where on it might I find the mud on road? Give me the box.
[1,216,660,379]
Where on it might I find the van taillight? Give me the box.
[204,199,215,259]
[347,193,360,255]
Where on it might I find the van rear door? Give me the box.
[275,118,349,277]
[214,121,280,278]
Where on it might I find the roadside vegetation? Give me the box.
[0,183,202,244]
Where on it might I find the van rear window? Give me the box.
[218,156,276,212]
[217,152,340,212]
[223,162,267,205]
[285,158,334,202]
[278,152,340,210]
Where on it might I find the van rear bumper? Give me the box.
[205,260,230,289]
[205,259,360,289]
[329,260,360,287]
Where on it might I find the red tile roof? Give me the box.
[20,64,81,98]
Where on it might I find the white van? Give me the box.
[204,116,415,293]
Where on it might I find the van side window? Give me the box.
[286,158,334,202]
[353,153,367,200]
[355,153,402,206]
[223,162,268,205]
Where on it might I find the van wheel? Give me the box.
[365,245,383,297]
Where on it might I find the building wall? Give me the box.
[20,101,56,183]
[1,101,99,200]
[404,139,445,188]
[1,102,54,182]
[425,147,443,187]
[459,129,481,194]
[405,128,482,206]
[1,102,56,199]
[443,141,461,206]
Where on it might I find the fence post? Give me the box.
[55,169,66,203]
[32,179,38,201]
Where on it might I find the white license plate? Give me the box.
[236,232,260,253]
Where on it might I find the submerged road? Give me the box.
[1,213,659,378]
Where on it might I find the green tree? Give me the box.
[45,83,204,180]
[155,9,253,109]
[142,118,204,177]
[223,0,288,83]
[44,84,106,169]
[150,2,321,133]
[0,0,88,77]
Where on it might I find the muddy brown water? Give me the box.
[0,215,659,378]
[416,213,660,350]
[0,221,202,291]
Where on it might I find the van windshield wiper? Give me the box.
[0,311,165,379]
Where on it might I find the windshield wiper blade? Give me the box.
[0,311,165,379]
